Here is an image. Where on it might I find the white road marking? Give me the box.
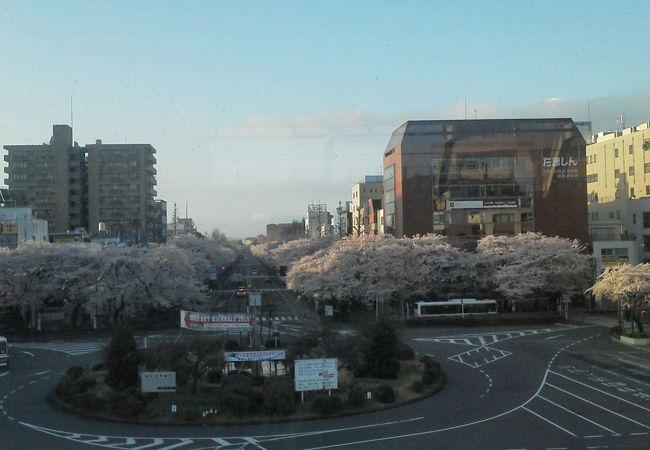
[521,406,578,437]
[546,383,650,429]
[537,395,618,435]
[549,370,650,413]
[20,351,34,357]
[545,335,564,340]
[0,371,9,378]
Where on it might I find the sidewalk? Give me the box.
[572,311,621,329]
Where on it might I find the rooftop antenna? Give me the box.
[70,94,74,138]
[464,96,467,120]
[185,202,188,219]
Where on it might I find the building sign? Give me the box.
[180,310,253,331]
[294,358,338,392]
[449,200,518,209]
[542,156,580,179]
[0,221,17,235]
[542,156,578,167]
[449,200,483,209]
[224,350,286,362]
[141,371,176,393]
[601,255,628,267]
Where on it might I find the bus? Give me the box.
[0,337,8,367]
[414,299,497,318]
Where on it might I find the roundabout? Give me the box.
[2,322,650,449]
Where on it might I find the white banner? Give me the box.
[224,350,286,362]
[180,310,253,331]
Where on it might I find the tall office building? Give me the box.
[3,125,160,241]
[383,119,588,246]
[350,175,383,235]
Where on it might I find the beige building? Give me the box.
[350,175,383,235]
[586,121,650,271]
[4,125,159,239]
[4,125,86,233]
[86,140,157,235]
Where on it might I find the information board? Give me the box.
[180,310,252,330]
[294,358,338,392]
[141,371,176,393]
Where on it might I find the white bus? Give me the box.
[0,337,8,367]
[414,299,497,318]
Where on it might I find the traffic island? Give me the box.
[53,324,445,424]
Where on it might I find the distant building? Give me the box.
[586,121,650,272]
[153,199,167,243]
[3,125,163,242]
[266,221,304,242]
[351,175,383,236]
[0,207,48,249]
[305,204,333,239]
[383,119,588,247]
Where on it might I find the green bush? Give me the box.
[56,375,97,402]
[312,394,343,415]
[224,339,239,351]
[346,384,366,408]
[206,369,222,384]
[220,375,254,416]
[262,376,295,415]
[183,408,201,422]
[65,366,84,381]
[72,391,107,411]
[359,321,401,379]
[410,380,425,393]
[374,384,395,403]
[105,327,140,391]
[396,341,416,361]
[108,389,144,418]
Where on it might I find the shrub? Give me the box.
[206,369,222,384]
[55,375,97,402]
[183,408,201,422]
[374,384,395,403]
[220,375,254,416]
[72,392,107,411]
[396,341,416,361]
[312,394,343,415]
[360,321,401,379]
[105,327,140,391]
[410,380,425,393]
[346,384,366,408]
[108,389,144,418]
[65,366,84,381]
[262,376,295,415]
[91,363,105,372]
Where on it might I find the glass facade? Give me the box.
[383,119,588,245]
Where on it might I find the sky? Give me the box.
[1,0,650,238]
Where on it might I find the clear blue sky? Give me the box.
[2,0,649,237]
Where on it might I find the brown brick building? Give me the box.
[383,119,588,246]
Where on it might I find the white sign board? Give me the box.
[224,350,286,362]
[248,292,262,307]
[324,305,334,317]
[294,358,338,392]
[180,310,252,331]
[141,371,176,393]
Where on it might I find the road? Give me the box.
[2,319,650,449]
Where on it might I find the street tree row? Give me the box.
[0,235,238,329]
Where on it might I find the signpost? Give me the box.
[141,372,176,393]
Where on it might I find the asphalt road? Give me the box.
[2,321,650,450]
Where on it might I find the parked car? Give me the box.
[236,287,248,297]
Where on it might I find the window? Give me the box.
[647,185,650,195]
[616,210,621,219]
[644,212,650,228]
[594,154,597,163]
[615,148,619,158]
[633,213,637,224]
[520,212,533,222]
[629,144,634,154]
[614,169,620,178]
[629,166,635,176]
[645,235,650,252]
[631,188,635,197]
[493,213,514,223]
[645,163,650,173]
[586,174,598,183]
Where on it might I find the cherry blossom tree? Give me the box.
[251,237,337,271]
[476,233,592,311]
[588,264,650,333]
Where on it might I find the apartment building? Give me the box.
[3,125,161,241]
[0,207,48,249]
[586,121,650,272]
[383,119,588,246]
